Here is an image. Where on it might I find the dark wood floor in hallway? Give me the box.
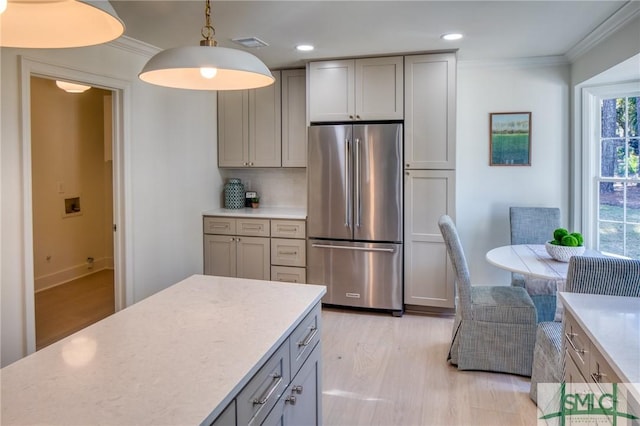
[35,269,115,350]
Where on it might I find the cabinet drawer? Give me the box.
[237,219,270,237]
[204,217,236,235]
[271,266,306,284]
[271,220,306,239]
[564,311,590,379]
[589,343,621,386]
[565,349,587,383]
[271,238,306,267]
[289,303,321,378]
[237,340,290,426]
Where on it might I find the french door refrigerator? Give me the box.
[307,123,403,316]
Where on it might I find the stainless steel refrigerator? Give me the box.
[307,123,403,316]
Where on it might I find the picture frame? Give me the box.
[489,112,531,166]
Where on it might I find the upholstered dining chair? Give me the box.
[509,207,562,322]
[529,255,640,403]
[438,215,538,376]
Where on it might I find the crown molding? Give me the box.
[108,36,161,58]
[458,55,569,70]
[565,1,640,63]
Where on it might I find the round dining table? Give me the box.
[485,244,601,280]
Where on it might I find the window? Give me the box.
[595,94,639,259]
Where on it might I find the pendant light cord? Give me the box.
[200,0,217,47]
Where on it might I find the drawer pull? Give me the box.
[252,373,283,405]
[243,225,263,230]
[285,395,297,405]
[298,325,318,347]
[277,226,297,232]
[278,250,298,255]
[565,332,587,355]
[292,385,303,394]
[211,224,229,229]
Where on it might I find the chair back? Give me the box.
[566,256,640,297]
[438,215,472,314]
[510,207,561,245]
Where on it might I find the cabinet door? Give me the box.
[210,400,236,426]
[355,56,403,120]
[285,342,322,426]
[404,170,455,308]
[308,59,355,122]
[236,236,270,280]
[282,69,307,167]
[204,234,237,277]
[404,53,456,169]
[250,70,281,167]
[218,90,249,167]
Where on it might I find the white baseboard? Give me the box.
[35,257,113,292]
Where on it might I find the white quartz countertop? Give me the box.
[559,292,640,402]
[203,207,306,219]
[0,275,326,425]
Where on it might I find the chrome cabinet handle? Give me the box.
[565,332,586,355]
[297,325,318,347]
[252,373,283,405]
[292,385,303,394]
[285,395,296,405]
[278,250,298,255]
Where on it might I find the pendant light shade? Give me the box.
[138,0,274,91]
[139,45,274,91]
[0,0,125,48]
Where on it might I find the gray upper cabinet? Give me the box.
[218,70,282,167]
[281,69,307,167]
[404,53,456,170]
[308,57,403,122]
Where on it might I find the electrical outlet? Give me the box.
[87,257,94,269]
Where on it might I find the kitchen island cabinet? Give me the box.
[0,275,326,426]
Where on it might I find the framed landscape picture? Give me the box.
[489,112,531,166]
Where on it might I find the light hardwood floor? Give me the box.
[322,307,537,426]
[35,269,115,350]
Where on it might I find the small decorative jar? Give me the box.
[224,178,245,209]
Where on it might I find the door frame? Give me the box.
[19,56,133,354]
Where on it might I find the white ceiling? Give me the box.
[111,1,632,69]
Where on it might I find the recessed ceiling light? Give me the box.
[296,44,314,52]
[441,33,463,41]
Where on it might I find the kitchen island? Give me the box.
[0,275,326,425]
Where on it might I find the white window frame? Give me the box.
[581,82,640,256]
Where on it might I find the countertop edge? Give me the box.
[559,292,640,404]
[203,207,307,220]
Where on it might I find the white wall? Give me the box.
[456,60,571,286]
[1,40,221,366]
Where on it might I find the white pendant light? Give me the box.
[56,80,91,93]
[0,0,124,48]
[139,0,274,91]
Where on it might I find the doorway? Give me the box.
[30,76,116,349]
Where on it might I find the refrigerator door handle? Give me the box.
[345,138,351,228]
[355,137,361,228]
[311,243,396,253]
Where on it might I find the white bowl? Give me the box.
[545,241,585,262]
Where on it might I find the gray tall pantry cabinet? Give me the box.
[403,53,456,309]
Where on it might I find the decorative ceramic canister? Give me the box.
[224,178,245,209]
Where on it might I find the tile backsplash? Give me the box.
[220,168,307,208]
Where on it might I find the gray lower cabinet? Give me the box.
[210,303,322,426]
[203,217,271,280]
